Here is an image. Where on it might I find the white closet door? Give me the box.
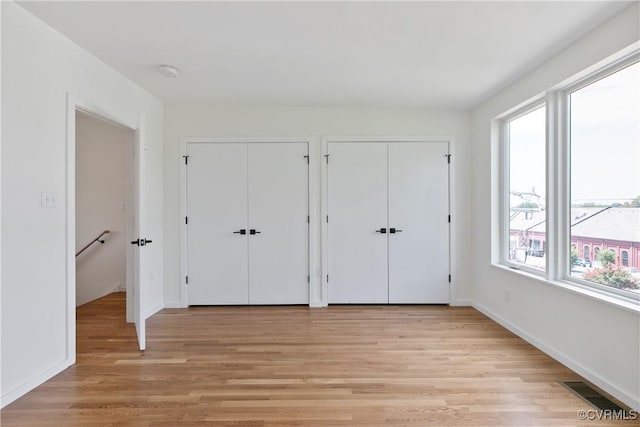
[187,143,248,305]
[388,142,449,303]
[248,143,309,304]
[328,142,388,303]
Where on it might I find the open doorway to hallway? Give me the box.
[74,111,137,349]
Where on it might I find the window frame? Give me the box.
[560,53,640,300]
[497,48,640,307]
[500,100,548,275]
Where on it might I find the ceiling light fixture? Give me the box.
[158,64,180,78]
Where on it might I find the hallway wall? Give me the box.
[75,112,130,306]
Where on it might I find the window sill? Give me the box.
[491,263,640,314]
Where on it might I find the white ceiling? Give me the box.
[18,1,633,109]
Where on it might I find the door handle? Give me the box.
[131,238,153,246]
[376,228,387,234]
[389,228,403,234]
[249,229,261,235]
[233,229,247,235]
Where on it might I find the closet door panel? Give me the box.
[327,142,388,303]
[388,142,449,303]
[248,142,309,304]
[186,143,249,305]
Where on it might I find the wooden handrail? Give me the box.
[76,230,110,257]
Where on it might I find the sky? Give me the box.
[509,61,640,207]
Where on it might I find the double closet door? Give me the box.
[327,142,449,304]
[186,142,309,305]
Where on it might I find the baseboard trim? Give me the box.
[1,357,73,408]
[143,302,165,319]
[450,299,473,307]
[473,302,639,411]
[163,300,187,309]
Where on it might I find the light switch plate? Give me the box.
[41,192,57,208]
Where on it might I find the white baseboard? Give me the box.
[1,357,73,408]
[473,302,640,411]
[163,300,187,309]
[143,302,165,319]
[110,283,125,293]
[450,299,473,307]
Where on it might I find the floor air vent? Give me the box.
[561,381,624,411]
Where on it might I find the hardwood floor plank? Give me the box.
[1,292,635,426]
[113,359,188,365]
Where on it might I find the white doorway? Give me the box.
[75,111,130,308]
[66,96,148,356]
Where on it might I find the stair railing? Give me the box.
[76,230,110,257]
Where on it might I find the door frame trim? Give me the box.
[321,136,456,307]
[179,137,318,307]
[65,93,146,364]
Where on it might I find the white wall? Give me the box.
[75,113,129,306]
[1,2,164,407]
[164,105,472,307]
[470,4,640,409]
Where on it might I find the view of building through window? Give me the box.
[570,62,640,292]
[508,105,546,271]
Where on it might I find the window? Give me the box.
[569,61,639,292]
[506,105,546,271]
[498,51,640,302]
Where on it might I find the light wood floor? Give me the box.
[1,293,634,426]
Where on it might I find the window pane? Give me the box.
[508,105,546,270]
[570,62,640,294]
